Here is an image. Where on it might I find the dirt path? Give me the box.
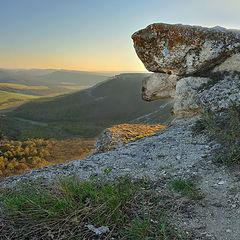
[168,150,240,240]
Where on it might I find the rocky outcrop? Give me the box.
[142,73,179,101]
[132,23,240,76]
[197,74,240,112]
[174,59,240,114]
[212,53,240,73]
[94,124,165,153]
[173,77,210,116]
[94,128,124,154]
[132,23,240,116]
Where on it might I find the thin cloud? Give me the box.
[208,0,240,13]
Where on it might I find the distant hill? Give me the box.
[10,73,172,123]
[0,69,108,87]
[36,70,108,87]
[0,70,12,79]
[0,69,110,111]
[3,73,173,139]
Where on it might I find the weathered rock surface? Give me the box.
[173,77,210,115]
[142,73,179,101]
[213,53,240,72]
[197,74,240,112]
[94,123,165,153]
[94,128,124,154]
[132,23,240,75]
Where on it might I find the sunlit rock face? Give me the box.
[94,124,166,153]
[132,23,240,76]
[173,77,210,116]
[212,53,240,73]
[142,73,179,101]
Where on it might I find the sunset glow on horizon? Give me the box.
[1,0,239,72]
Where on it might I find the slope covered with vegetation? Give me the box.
[1,73,172,140]
[193,106,240,165]
[10,74,161,121]
[0,69,108,87]
[0,138,94,178]
[0,90,39,110]
[0,69,108,111]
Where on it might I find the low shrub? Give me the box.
[192,106,240,164]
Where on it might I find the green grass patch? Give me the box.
[0,90,39,110]
[0,83,49,90]
[13,117,48,126]
[0,90,38,101]
[122,214,182,240]
[170,179,203,200]
[192,106,240,165]
[0,116,106,140]
[0,83,87,111]
[0,173,185,239]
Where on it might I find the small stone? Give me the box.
[86,224,109,235]
[226,229,232,233]
[218,181,225,185]
[150,219,158,223]
[212,202,223,207]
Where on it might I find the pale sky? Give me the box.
[0,0,239,71]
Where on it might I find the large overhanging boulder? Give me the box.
[132,23,240,116]
[132,23,240,76]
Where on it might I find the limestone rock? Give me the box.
[93,128,124,154]
[173,77,210,116]
[213,53,240,73]
[197,75,240,112]
[142,73,179,101]
[94,124,165,154]
[132,23,240,75]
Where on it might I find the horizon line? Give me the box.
[0,67,149,73]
